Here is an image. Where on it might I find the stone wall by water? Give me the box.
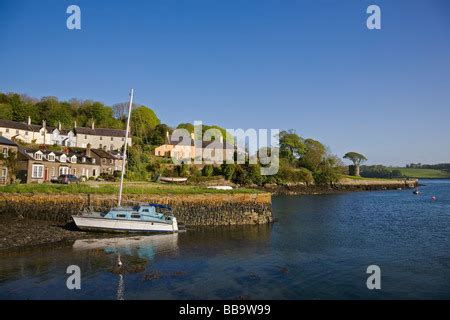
[0,193,273,226]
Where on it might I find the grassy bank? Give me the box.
[339,175,394,181]
[0,182,260,195]
[393,168,450,179]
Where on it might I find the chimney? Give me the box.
[58,121,62,130]
[74,120,77,128]
[86,143,91,157]
[42,120,46,128]
[27,116,31,125]
[91,121,95,129]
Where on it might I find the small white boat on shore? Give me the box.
[207,185,233,190]
[159,176,188,183]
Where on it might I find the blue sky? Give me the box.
[1,0,449,166]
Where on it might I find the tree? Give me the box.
[149,124,172,146]
[0,150,18,183]
[277,160,314,185]
[112,102,141,121]
[9,94,33,122]
[76,101,123,129]
[279,130,305,162]
[35,98,73,127]
[314,154,344,186]
[343,152,367,176]
[0,103,13,120]
[177,123,194,133]
[299,139,326,172]
[130,106,160,142]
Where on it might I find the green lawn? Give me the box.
[393,168,450,179]
[339,175,393,181]
[0,182,261,195]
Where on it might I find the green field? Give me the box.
[339,175,393,181]
[393,168,450,179]
[0,182,260,195]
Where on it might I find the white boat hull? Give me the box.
[72,215,179,233]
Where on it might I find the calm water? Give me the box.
[1,179,450,299]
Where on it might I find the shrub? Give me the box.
[221,164,235,180]
[202,164,214,177]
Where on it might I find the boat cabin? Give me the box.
[103,204,174,222]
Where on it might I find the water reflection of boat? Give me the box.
[72,234,179,260]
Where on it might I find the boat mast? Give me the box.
[118,88,134,207]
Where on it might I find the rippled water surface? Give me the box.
[1,180,450,299]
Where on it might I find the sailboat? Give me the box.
[72,89,179,233]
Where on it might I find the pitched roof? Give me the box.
[49,127,72,135]
[0,119,41,132]
[0,136,18,146]
[166,137,234,149]
[90,148,116,159]
[74,127,126,137]
[18,148,97,165]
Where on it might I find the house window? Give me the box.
[48,154,55,161]
[100,136,103,140]
[93,169,97,176]
[32,165,44,178]
[35,152,42,160]
[1,168,7,177]
[99,144,102,149]
[16,129,19,134]
[51,167,56,177]
[110,145,114,151]
[60,155,67,163]
[82,157,86,163]
[121,137,124,142]
[72,168,77,175]
[71,156,77,163]
[59,166,69,175]
[6,129,9,133]
[92,159,96,164]
[111,137,114,141]
[2,148,8,158]
[25,131,28,136]
[110,159,114,164]
[85,135,87,139]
